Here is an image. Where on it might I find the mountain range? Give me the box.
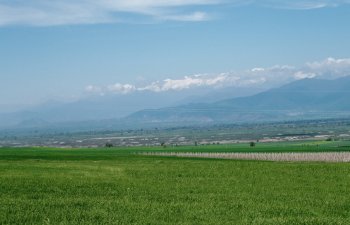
[1,76,350,131]
[0,86,263,129]
[127,76,350,123]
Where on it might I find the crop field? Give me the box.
[1,141,350,224]
[2,118,350,148]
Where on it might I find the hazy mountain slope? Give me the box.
[216,76,350,110]
[0,86,261,129]
[127,76,350,123]
[1,76,349,130]
[0,92,181,128]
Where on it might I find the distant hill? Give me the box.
[0,86,260,129]
[0,92,180,128]
[1,76,350,131]
[127,76,350,123]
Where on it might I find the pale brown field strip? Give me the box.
[142,152,350,162]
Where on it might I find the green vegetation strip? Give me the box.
[1,146,350,224]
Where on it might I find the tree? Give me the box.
[250,142,256,147]
[105,143,113,148]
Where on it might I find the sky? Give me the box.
[1,0,350,109]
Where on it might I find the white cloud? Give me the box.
[0,0,221,26]
[157,77,203,91]
[138,73,229,92]
[107,83,136,94]
[294,71,316,79]
[86,57,350,95]
[85,85,106,96]
[159,74,225,91]
[306,57,350,77]
[85,85,102,93]
[137,82,162,92]
[161,11,209,22]
[1,0,350,26]
[251,68,265,72]
[259,0,350,10]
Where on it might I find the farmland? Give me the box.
[1,141,350,224]
[1,117,350,148]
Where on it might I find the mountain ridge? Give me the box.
[127,76,350,123]
[1,76,350,130]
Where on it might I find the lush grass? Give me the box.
[1,144,350,224]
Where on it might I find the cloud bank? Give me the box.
[0,0,219,26]
[259,0,350,10]
[0,0,349,26]
[86,57,350,95]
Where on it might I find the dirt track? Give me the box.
[143,152,350,162]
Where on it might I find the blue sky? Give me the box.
[1,0,350,107]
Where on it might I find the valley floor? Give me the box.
[1,143,350,224]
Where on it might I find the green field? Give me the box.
[1,142,350,224]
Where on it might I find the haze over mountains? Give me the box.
[128,76,350,123]
[0,76,350,131]
[0,86,264,129]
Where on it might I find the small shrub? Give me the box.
[105,143,113,148]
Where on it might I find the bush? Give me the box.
[105,143,114,148]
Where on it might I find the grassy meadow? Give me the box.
[1,141,350,224]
